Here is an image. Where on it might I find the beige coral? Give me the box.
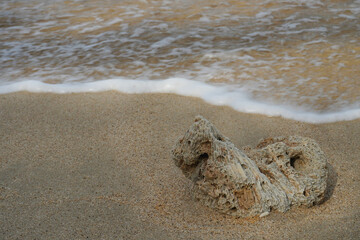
[172,116,328,217]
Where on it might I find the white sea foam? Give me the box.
[151,36,177,49]
[0,78,359,124]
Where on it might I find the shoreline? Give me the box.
[1,80,359,124]
[1,92,359,239]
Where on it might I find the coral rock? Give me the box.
[172,116,328,217]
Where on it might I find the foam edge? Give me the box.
[0,78,359,124]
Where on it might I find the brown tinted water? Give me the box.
[0,0,359,111]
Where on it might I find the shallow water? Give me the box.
[0,0,359,120]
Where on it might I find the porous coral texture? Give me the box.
[172,116,328,217]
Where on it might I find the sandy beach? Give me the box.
[0,92,359,239]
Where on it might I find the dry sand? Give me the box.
[0,92,359,240]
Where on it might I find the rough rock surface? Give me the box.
[172,116,328,217]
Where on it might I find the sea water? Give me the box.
[0,0,359,123]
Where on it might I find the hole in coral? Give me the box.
[290,155,300,168]
[265,158,273,165]
[303,190,309,197]
[290,154,307,172]
[187,140,191,145]
[230,207,237,212]
[198,153,209,162]
[216,135,224,141]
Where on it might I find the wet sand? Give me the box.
[0,92,359,239]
